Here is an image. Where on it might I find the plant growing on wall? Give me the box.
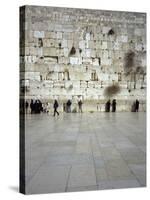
[108,29,115,36]
[104,84,121,97]
[69,46,76,55]
[124,51,146,91]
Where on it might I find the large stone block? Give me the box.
[25,72,41,81]
[70,57,82,65]
[34,31,45,38]
[43,47,57,56]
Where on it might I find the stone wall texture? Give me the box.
[20,6,146,112]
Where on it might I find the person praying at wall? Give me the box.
[78,100,83,113]
[105,100,111,112]
[66,99,72,113]
[53,99,59,117]
[135,99,139,112]
[112,99,117,112]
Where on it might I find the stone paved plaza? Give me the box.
[25,112,146,194]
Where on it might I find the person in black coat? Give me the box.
[105,100,111,112]
[112,99,116,112]
[30,99,34,114]
[53,100,59,116]
[135,99,139,112]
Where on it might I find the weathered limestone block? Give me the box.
[34,31,45,38]
[43,80,54,88]
[70,57,82,65]
[67,40,74,48]
[108,73,118,82]
[63,32,74,40]
[56,32,63,39]
[95,41,102,50]
[61,39,68,48]
[63,48,69,57]
[24,56,37,64]
[45,31,55,38]
[27,47,38,56]
[82,58,92,64]
[113,41,121,50]
[43,39,55,47]
[72,81,80,88]
[44,56,58,64]
[80,81,88,88]
[88,81,96,88]
[58,57,69,64]
[25,72,41,81]
[37,48,43,57]
[98,73,109,81]
[92,58,99,66]
[65,81,73,89]
[135,44,143,51]
[134,28,143,36]
[102,26,111,34]
[101,41,108,49]
[101,58,112,66]
[117,35,128,43]
[46,71,58,80]
[94,81,103,89]
[54,81,65,88]
[79,40,86,49]
[69,71,84,81]
[43,47,58,56]
[85,33,91,40]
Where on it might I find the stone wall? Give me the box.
[20,6,146,112]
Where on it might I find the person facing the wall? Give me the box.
[78,100,83,113]
[135,99,139,112]
[105,100,111,112]
[112,99,117,112]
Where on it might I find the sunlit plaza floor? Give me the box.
[24,112,146,194]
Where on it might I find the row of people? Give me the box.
[26,99,43,114]
[105,99,140,112]
[53,99,83,116]
[105,99,116,112]
[23,99,140,115]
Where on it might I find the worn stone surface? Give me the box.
[25,112,146,194]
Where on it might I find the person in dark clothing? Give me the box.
[66,100,72,113]
[135,99,139,112]
[131,101,136,112]
[105,100,111,112]
[30,99,34,114]
[25,101,29,113]
[112,99,116,112]
[34,100,37,113]
[38,99,43,113]
[53,100,59,116]
[78,100,83,113]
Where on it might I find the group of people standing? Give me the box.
[105,99,117,112]
[23,98,140,115]
[29,99,43,114]
[105,99,140,112]
[54,99,83,116]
